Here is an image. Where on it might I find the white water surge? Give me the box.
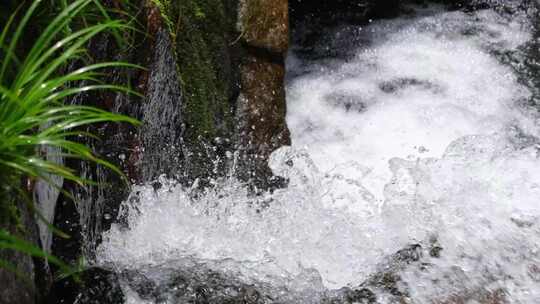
[98,4,540,303]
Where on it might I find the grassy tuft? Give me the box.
[0,0,140,278]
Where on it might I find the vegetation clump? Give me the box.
[0,0,139,277]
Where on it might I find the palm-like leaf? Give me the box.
[0,0,140,277]
[0,0,140,187]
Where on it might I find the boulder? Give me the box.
[46,267,124,304]
[238,0,289,53]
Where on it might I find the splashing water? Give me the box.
[98,3,540,303]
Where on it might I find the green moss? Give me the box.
[193,4,206,20]
[156,0,237,178]
[150,0,176,42]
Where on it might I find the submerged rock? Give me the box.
[349,242,511,304]
[120,266,271,304]
[46,267,124,304]
[235,0,291,190]
[110,242,511,303]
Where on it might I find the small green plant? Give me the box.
[0,0,140,277]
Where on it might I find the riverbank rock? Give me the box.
[0,183,52,304]
[119,267,269,304]
[347,242,510,304]
[235,0,291,190]
[46,267,124,304]
[238,0,289,53]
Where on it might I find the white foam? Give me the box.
[286,8,535,200]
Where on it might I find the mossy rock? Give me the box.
[238,0,289,53]
[153,0,240,180]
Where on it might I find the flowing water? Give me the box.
[97,2,540,303]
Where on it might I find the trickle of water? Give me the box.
[34,143,63,254]
[98,3,540,303]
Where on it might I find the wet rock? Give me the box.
[434,288,509,304]
[120,270,161,301]
[46,267,124,304]
[169,0,240,182]
[122,266,270,304]
[344,288,377,304]
[379,78,443,94]
[234,0,291,190]
[236,53,291,190]
[141,21,185,181]
[239,0,289,53]
[325,93,367,113]
[0,191,51,304]
[357,244,424,300]
[350,242,512,304]
[0,249,36,304]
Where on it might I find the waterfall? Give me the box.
[96,2,540,303]
[33,144,63,254]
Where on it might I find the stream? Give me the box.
[96,2,540,303]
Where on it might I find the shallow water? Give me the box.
[98,3,540,303]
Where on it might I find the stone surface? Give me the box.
[141,4,185,181]
[235,0,291,189]
[0,250,36,304]
[0,191,49,304]
[166,0,240,182]
[236,53,291,189]
[349,242,510,304]
[46,267,124,304]
[120,267,268,304]
[239,0,289,53]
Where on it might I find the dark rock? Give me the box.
[166,272,267,304]
[234,0,291,191]
[120,270,161,301]
[236,53,291,191]
[168,0,240,183]
[345,288,377,304]
[141,17,185,182]
[46,267,124,304]
[353,242,514,304]
[0,249,36,304]
[355,243,430,301]
[239,0,289,53]
[379,78,443,94]
[0,189,51,304]
[121,266,269,304]
[325,92,367,113]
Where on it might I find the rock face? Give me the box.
[46,267,124,304]
[236,0,291,190]
[140,12,185,181]
[350,243,511,304]
[0,191,51,304]
[119,267,270,304]
[239,0,289,53]
[129,0,291,187]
